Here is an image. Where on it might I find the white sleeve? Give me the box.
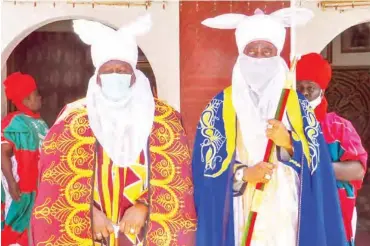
[233,149,248,193]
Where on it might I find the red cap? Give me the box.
[4,72,37,104]
[296,53,332,89]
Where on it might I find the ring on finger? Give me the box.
[264,173,272,180]
[129,227,135,234]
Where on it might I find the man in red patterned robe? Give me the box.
[296,53,368,245]
[31,14,196,246]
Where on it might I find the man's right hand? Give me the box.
[243,162,276,184]
[8,182,21,201]
[92,206,114,241]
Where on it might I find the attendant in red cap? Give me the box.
[1,72,48,245]
[297,53,368,245]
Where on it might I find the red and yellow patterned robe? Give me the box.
[31,98,197,246]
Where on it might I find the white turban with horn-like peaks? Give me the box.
[202,7,315,172]
[202,9,315,245]
[71,15,155,168]
[73,14,152,70]
[202,8,314,54]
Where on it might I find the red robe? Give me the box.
[31,98,197,246]
[320,112,368,244]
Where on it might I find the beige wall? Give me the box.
[296,1,370,55]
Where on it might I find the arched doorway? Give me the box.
[6,19,157,126]
[2,2,181,117]
[320,22,370,246]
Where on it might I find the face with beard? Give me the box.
[296,80,323,109]
[96,60,137,102]
[296,80,322,102]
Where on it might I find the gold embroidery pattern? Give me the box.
[35,106,95,246]
[34,100,196,246]
[148,100,196,246]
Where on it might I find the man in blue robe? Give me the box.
[192,7,347,246]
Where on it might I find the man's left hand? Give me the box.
[266,119,293,154]
[119,203,148,235]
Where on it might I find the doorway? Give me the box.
[321,21,370,245]
[6,20,157,126]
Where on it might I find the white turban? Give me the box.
[72,15,155,168]
[203,10,314,243]
[202,8,314,54]
[201,8,314,166]
[73,14,152,70]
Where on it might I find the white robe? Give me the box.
[233,118,299,246]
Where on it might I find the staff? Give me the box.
[242,56,299,246]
